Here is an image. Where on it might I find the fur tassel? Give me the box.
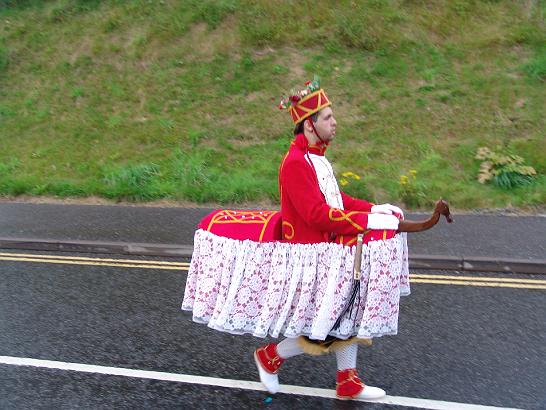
[297,336,372,356]
[297,336,330,356]
[329,336,372,352]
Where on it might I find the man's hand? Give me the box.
[371,203,404,220]
[366,213,400,230]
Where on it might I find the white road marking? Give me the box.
[0,356,523,410]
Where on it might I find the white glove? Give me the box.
[366,213,400,230]
[371,203,404,219]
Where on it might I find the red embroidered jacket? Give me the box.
[279,133,374,244]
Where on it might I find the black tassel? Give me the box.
[331,279,360,331]
[348,281,361,318]
[331,233,364,332]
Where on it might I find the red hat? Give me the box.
[279,78,331,124]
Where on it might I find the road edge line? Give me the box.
[0,355,523,410]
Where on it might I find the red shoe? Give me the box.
[336,368,386,400]
[254,344,285,393]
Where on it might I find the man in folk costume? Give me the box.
[182,79,451,401]
[253,79,403,400]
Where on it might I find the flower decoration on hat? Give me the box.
[279,76,332,124]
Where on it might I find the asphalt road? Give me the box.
[1,250,545,410]
[1,202,545,260]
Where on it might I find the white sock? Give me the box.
[277,337,304,359]
[335,343,358,370]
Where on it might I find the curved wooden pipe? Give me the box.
[397,199,453,233]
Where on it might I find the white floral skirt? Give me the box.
[182,229,410,341]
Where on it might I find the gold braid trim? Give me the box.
[328,208,365,231]
[336,369,365,388]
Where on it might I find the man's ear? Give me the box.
[304,119,313,132]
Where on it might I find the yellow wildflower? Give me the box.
[342,171,361,180]
[340,178,349,186]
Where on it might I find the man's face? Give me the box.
[312,107,337,142]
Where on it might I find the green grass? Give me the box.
[0,0,545,210]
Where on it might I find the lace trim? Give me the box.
[182,229,410,340]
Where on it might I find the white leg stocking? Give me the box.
[335,343,358,370]
[277,337,304,359]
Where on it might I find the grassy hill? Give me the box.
[1,0,544,210]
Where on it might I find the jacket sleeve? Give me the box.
[341,191,374,212]
[281,158,370,235]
